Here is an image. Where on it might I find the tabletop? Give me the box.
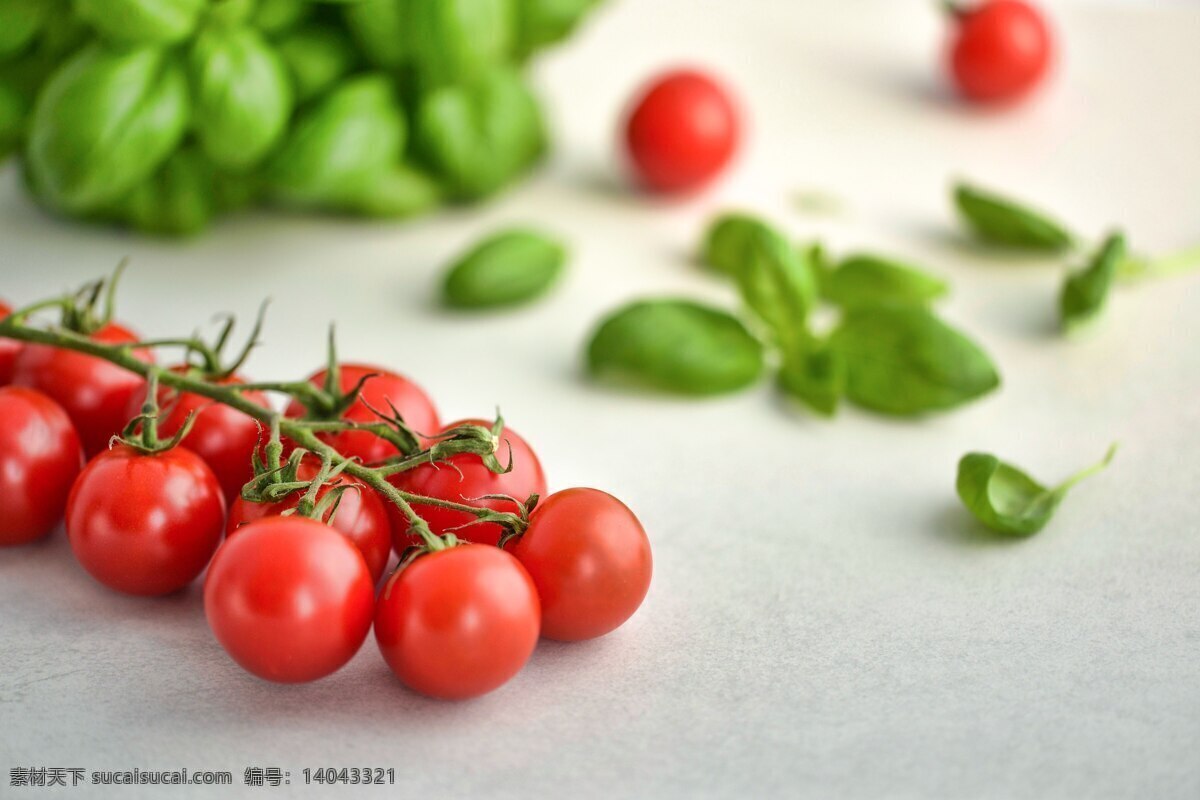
[1,1,1198,798]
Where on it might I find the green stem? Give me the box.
[1053,443,1118,495]
[1117,244,1200,283]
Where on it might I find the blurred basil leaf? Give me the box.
[953,182,1075,252]
[0,0,46,59]
[1060,233,1124,333]
[275,25,357,103]
[443,228,567,309]
[342,0,410,68]
[514,0,602,59]
[340,164,441,218]
[253,0,312,35]
[75,0,205,45]
[735,225,819,349]
[116,146,215,236]
[701,212,780,279]
[823,253,948,310]
[587,299,764,396]
[778,338,844,417]
[409,0,515,89]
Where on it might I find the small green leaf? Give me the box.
[1060,233,1125,333]
[956,444,1117,536]
[74,0,205,45]
[823,254,948,310]
[408,0,515,90]
[587,299,764,396]
[116,146,215,237]
[274,25,358,103]
[700,212,779,278]
[735,225,819,349]
[342,0,410,68]
[253,0,311,35]
[953,182,1075,252]
[0,0,46,58]
[514,0,602,59]
[830,306,1000,416]
[778,339,844,417]
[443,228,567,309]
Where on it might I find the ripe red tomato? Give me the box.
[512,488,652,641]
[947,0,1053,104]
[0,300,21,385]
[624,69,740,193]
[285,363,439,465]
[0,387,84,546]
[387,419,546,548]
[226,458,392,583]
[66,444,226,596]
[12,322,155,457]
[205,516,375,683]
[375,544,540,699]
[124,366,269,502]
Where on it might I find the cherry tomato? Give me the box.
[284,363,439,465]
[12,322,155,457]
[66,444,226,596]
[0,300,21,385]
[387,419,546,549]
[0,387,84,546]
[375,544,540,700]
[512,488,652,641]
[226,458,392,583]
[624,69,740,193]
[947,0,1053,104]
[205,516,374,683]
[125,366,270,502]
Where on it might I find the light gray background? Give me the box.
[1,1,1198,798]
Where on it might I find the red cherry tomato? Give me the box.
[125,366,270,502]
[947,0,1053,104]
[0,387,84,546]
[284,363,439,465]
[512,488,652,642]
[0,300,21,385]
[375,544,540,699]
[12,322,155,457]
[387,419,546,548]
[226,458,392,583]
[624,69,740,193]
[205,516,375,683]
[66,444,226,596]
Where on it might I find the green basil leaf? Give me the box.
[409,0,515,89]
[342,0,410,68]
[275,25,357,103]
[415,68,546,200]
[27,44,190,213]
[830,306,1000,415]
[823,253,948,310]
[116,146,215,236]
[587,299,764,396]
[735,225,819,348]
[74,0,205,45]
[189,27,293,171]
[252,0,312,35]
[0,0,46,59]
[0,80,27,160]
[953,182,1075,252]
[339,164,441,219]
[443,228,567,309]
[1060,233,1124,333]
[778,339,844,417]
[700,212,779,279]
[267,75,406,210]
[956,444,1117,536]
[514,0,603,59]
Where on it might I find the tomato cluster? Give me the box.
[0,299,652,700]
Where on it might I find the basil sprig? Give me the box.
[1060,233,1124,333]
[442,228,567,309]
[957,445,1117,536]
[953,182,1075,252]
[821,254,948,311]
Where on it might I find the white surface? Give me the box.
[2,2,1199,798]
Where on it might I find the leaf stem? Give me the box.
[1053,443,1118,494]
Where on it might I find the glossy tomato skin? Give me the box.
[948,0,1052,104]
[205,516,375,683]
[624,69,740,193]
[375,544,540,700]
[284,363,440,465]
[513,488,652,641]
[12,322,155,457]
[66,444,226,596]
[0,388,84,545]
[125,367,269,502]
[387,419,546,549]
[0,301,21,385]
[226,459,392,583]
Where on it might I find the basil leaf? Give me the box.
[189,27,294,171]
[956,444,1117,536]
[735,225,819,349]
[117,146,215,236]
[415,68,546,200]
[1060,233,1125,333]
[823,253,948,310]
[341,164,441,219]
[274,25,357,104]
[0,0,46,58]
[26,44,191,213]
[443,228,567,309]
[514,0,603,59]
[830,306,1000,415]
[253,0,312,35]
[0,81,25,160]
[778,339,844,417]
[953,182,1075,252]
[587,299,764,396]
[409,0,515,90]
[74,0,205,45]
[342,0,410,68]
[700,212,779,279]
